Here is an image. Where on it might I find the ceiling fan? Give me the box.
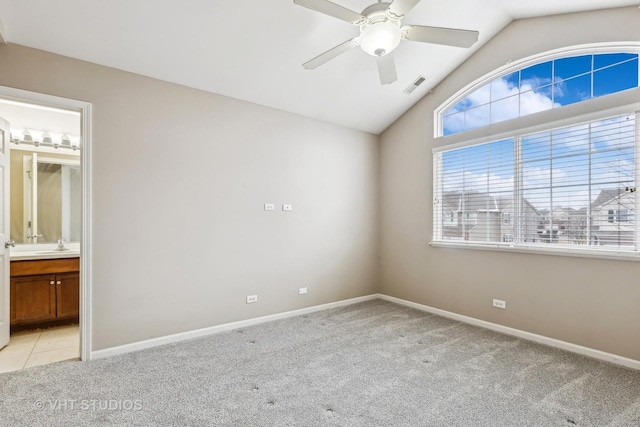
[294,0,479,85]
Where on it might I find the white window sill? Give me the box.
[430,241,640,261]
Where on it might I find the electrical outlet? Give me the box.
[298,287,307,295]
[493,299,506,309]
[246,295,258,304]
[264,204,275,211]
[282,204,292,211]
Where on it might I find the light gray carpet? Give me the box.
[1,299,639,426]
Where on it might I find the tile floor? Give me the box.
[0,325,79,373]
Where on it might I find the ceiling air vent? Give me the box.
[403,76,426,95]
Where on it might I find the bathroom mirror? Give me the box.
[10,149,81,244]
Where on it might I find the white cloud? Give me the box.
[444,76,561,134]
[551,123,590,150]
[591,115,636,150]
[441,170,513,195]
[592,157,635,183]
[442,158,629,210]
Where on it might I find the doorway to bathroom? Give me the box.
[0,87,92,372]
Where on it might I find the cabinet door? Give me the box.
[10,275,57,325]
[56,272,79,319]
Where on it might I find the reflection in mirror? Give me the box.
[10,149,80,244]
[36,161,81,243]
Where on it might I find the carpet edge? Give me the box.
[91,294,379,360]
[379,293,640,371]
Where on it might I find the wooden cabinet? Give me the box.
[55,272,80,319]
[10,275,58,324]
[10,258,80,329]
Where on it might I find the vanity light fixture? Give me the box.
[31,130,43,147]
[61,134,70,145]
[12,128,79,152]
[42,132,53,145]
[62,133,80,151]
[22,129,33,144]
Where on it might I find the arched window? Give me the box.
[437,49,639,137]
[432,44,640,259]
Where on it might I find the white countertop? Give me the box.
[10,250,80,261]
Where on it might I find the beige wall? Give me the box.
[0,44,379,350]
[380,6,640,361]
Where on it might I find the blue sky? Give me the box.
[441,117,635,211]
[443,53,639,136]
[440,53,638,214]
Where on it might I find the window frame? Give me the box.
[432,103,640,261]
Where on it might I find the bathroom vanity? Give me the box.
[7,146,82,331]
[10,255,79,331]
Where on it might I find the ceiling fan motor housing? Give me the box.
[359,2,401,57]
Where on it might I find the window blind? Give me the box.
[433,112,639,256]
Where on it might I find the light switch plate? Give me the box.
[282,204,292,211]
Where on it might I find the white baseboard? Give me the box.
[92,293,640,370]
[378,294,640,371]
[91,294,378,360]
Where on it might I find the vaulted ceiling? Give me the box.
[0,0,637,134]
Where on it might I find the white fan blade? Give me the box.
[402,25,479,48]
[294,0,366,24]
[376,53,397,85]
[303,38,359,70]
[387,0,421,19]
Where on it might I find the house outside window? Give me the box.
[608,209,634,223]
[444,211,455,224]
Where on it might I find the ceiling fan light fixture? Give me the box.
[360,20,401,57]
[295,0,479,85]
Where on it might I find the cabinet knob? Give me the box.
[50,281,55,285]
[56,281,61,285]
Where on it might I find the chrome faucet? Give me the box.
[55,239,69,251]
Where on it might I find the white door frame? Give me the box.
[0,86,92,361]
[0,116,10,350]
